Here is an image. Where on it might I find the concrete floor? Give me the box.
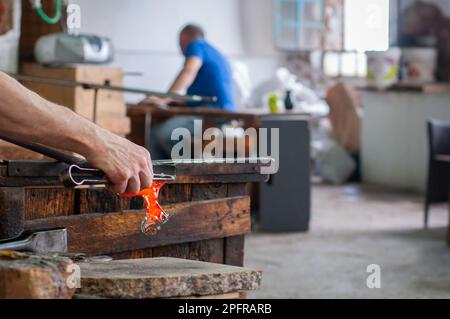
[245,184,450,299]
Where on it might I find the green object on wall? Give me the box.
[34,0,62,25]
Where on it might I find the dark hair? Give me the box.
[180,24,205,39]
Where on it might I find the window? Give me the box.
[275,0,391,77]
[274,0,325,51]
[344,0,390,52]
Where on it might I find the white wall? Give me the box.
[73,0,284,103]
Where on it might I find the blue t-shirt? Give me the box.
[183,39,236,112]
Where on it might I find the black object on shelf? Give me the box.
[284,90,294,111]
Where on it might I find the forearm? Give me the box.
[0,72,105,157]
[168,69,197,94]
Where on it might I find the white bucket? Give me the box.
[0,0,21,73]
[366,48,402,89]
[401,48,437,84]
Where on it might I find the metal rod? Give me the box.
[92,87,99,124]
[9,73,217,103]
[0,135,81,165]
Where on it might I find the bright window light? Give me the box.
[344,0,390,52]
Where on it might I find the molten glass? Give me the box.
[121,182,169,236]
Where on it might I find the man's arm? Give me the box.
[0,72,152,194]
[142,57,202,106]
[169,56,203,94]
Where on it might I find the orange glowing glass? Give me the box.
[121,182,169,235]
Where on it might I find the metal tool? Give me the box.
[10,73,217,104]
[0,135,176,187]
[10,73,216,124]
[0,228,68,254]
[60,164,176,187]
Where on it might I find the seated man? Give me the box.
[145,24,236,159]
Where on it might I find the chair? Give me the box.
[326,82,362,154]
[424,119,450,228]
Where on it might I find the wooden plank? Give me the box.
[126,114,146,147]
[25,196,251,256]
[224,236,245,267]
[173,174,269,184]
[227,183,247,197]
[109,248,153,260]
[192,184,227,201]
[0,187,24,240]
[110,239,226,264]
[159,183,192,204]
[78,185,192,214]
[189,239,224,264]
[152,243,191,259]
[24,188,75,220]
[78,188,123,215]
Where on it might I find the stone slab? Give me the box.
[79,257,261,299]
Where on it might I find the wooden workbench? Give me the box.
[0,159,270,266]
[126,103,309,150]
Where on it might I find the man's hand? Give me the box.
[141,96,172,107]
[84,130,153,194]
[0,72,153,195]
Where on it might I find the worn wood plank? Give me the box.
[159,184,192,204]
[78,188,122,214]
[25,196,251,256]
[78,184,192,214]
[224,236,245,267]
[192,184,227,201]
[189,239,224,264]
[152,243,191,260]
[0,187,24,240]
[24,188,75,220]
[126,114,146,147]
[109,248,153,260]
[227,183,247,197]
[173,174,269,184]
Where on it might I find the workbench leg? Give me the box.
[0,187,25,240]
[144,113,153,152]
[224,235,245,267]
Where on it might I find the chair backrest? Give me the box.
[426,119,450,203]
[428,119,450,157]
[326,82,362,153]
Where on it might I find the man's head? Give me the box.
[179,24,205,53]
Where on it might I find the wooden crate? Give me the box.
[21,63,130,137]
